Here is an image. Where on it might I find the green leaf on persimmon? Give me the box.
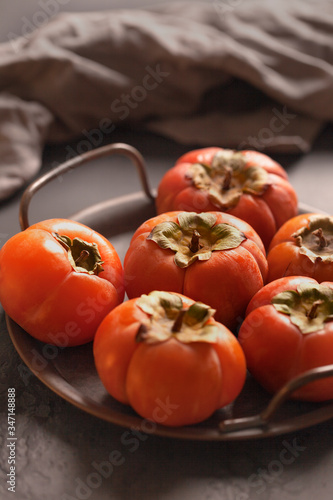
[272,283,333,334]
[136,291,220,344]
[147,212,246,268]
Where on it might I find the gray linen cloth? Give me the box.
[0,0,332,200]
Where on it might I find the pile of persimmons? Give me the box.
[1,147,333,427]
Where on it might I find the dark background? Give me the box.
[1,2,333,500]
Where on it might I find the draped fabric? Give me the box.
[0,0,332,199]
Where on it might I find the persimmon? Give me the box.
[93,291,246,426]
[0,219,124,346]
[156,147,298,248]
[124,211,267,330]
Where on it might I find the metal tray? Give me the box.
[7,143,333,441]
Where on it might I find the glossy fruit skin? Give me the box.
[0,219,124,346]
[123,211,268,331]
[267,213,333,283]
[156,147,298,249]
[238,276,333,401]
[93,293,247,427]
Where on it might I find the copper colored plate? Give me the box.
[6,192,333,441]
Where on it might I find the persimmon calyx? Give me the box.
[147,212,246,268]
[292,216,333,263]
[136,291,221,344]
[272,283,333,334]
[186,149,269,209]
[53,232,104,275]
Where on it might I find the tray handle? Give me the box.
[19,143,155,230]
[219,363,333,433]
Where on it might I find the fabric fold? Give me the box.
[0,0,332,200]
[0,94,52,200]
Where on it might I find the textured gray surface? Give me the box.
[1,2,333,499]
